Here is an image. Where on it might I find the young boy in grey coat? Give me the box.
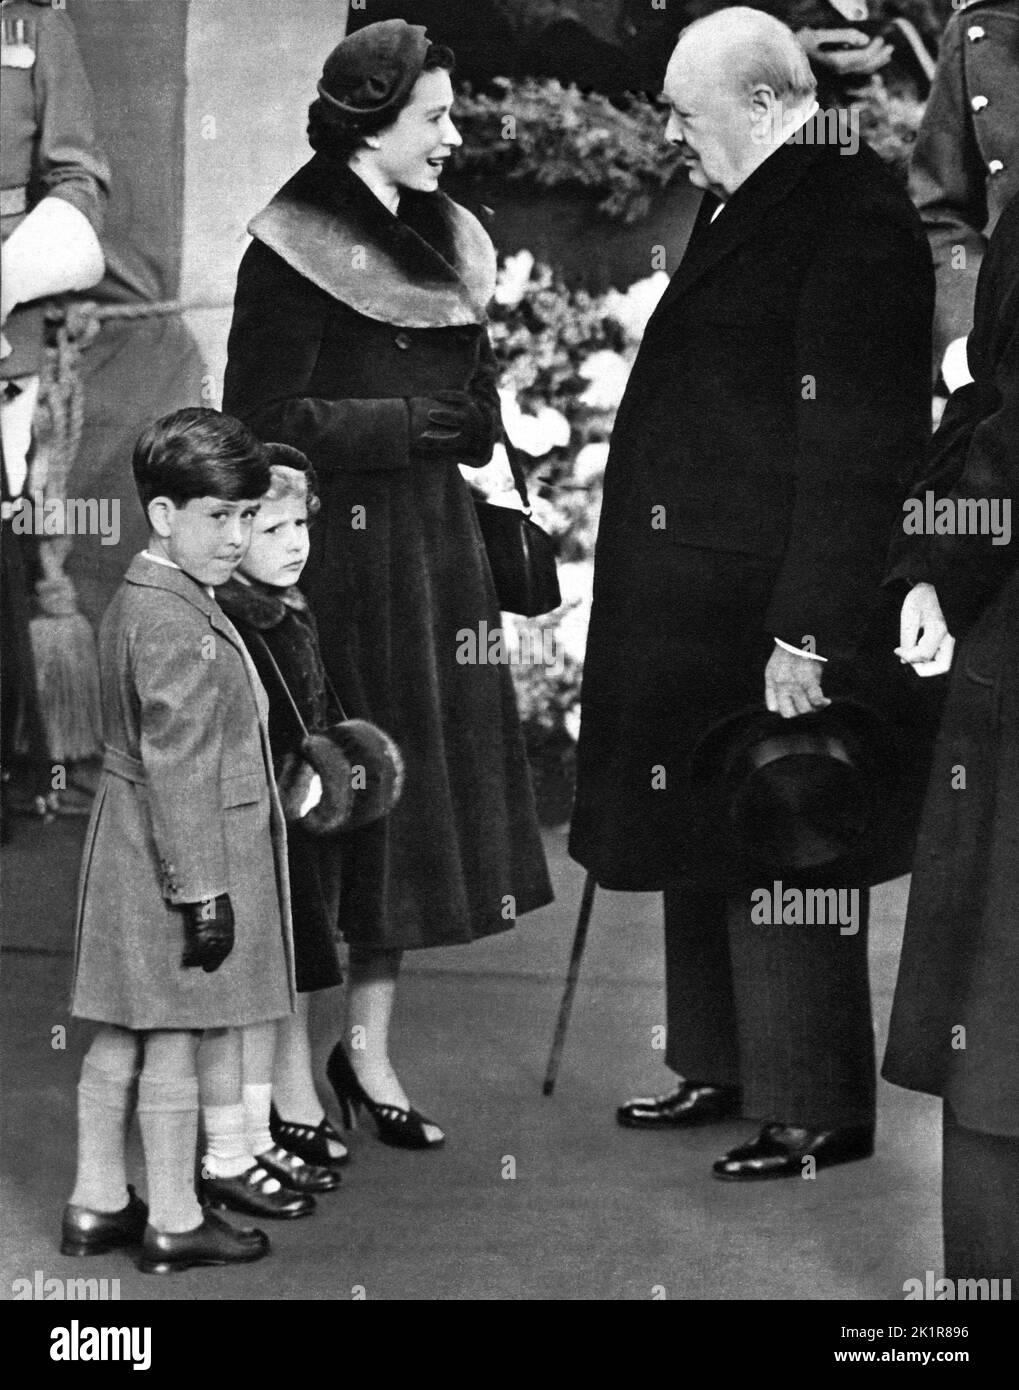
[62,408,296,1274]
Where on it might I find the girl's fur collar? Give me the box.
[248,155,496,328]
[217,576,307,631]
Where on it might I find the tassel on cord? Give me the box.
[23,296,225,765]
[27,306,103,764]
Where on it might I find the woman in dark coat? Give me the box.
[883,192,1019,1285]
[222,21,553,1147]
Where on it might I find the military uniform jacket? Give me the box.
[909,0,1019,361]
[71,555,296,1030]
[0,0,109,378]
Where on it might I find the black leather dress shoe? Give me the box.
[617,1080,740,1129]
[203,1164,316,1219]
[138,1211,269,1275]
[60,1186,148,1256]
[712,1122,875,1180]
[255,1144,341,1193]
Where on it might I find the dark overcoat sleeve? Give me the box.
[886,201,1019,635]
[222,241,412,474]
[763,205,935,658]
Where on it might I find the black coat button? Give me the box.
[394,332,411,350]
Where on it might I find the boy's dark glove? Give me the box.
[180,894,234,973]
[408,391,496,463]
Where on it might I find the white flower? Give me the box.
[572,440,610,485]
[500,388,571,458]
[563,706,582,743]
[601,271,670,342]
[578,350,631,411]
[494,249,536,307]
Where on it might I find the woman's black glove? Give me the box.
[180,894,234,973]
[408,391,496,463]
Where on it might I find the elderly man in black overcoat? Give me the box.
[569,6,934,1180]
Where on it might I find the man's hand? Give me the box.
[765,643,831,719]
[896,582,955,677]
[795,28,894,76]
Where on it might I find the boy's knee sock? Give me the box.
[202,1101,255,1179]
[69,1056,137,1213]
[136,1075,203,1234]
[244,1083,275,1157]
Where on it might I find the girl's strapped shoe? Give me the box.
[326,1042,445,1151]
[202,1163,315,1220]
[269,1104,349,1170]
[255,1143,341,1193]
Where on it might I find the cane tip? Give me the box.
[542,1080,555,1097]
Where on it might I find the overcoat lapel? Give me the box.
[124,555,270,722]
[649,129,828,330]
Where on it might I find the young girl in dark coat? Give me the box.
[216,444,353,1169]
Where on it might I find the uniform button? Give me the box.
[966,25,986,41]
[971,95,989,112]
[394,332,411,350]
[987,159,1005,176]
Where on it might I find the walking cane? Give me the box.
[542,871,597,1096]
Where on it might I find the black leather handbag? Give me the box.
[473,427,561,617]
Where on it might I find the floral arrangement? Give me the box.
[452,79,685,224]
[471,253,669,764]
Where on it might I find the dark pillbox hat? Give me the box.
[317,19,431,121]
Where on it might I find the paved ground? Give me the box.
[1,814,941,1301]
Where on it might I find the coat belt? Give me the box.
[102,745,147,784]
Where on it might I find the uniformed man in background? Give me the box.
[1,0,109,830]
[908,0,1019,388]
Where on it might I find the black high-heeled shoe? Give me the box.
[269,1104,349,1170]
[326,1043,445,1151]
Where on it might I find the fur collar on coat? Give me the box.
[216,576,308,631]
[248,154,496,328]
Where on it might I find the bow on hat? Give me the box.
[317,19,431,121]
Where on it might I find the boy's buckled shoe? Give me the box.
[60,1185,148,1256]
[138,1210,269,1274]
